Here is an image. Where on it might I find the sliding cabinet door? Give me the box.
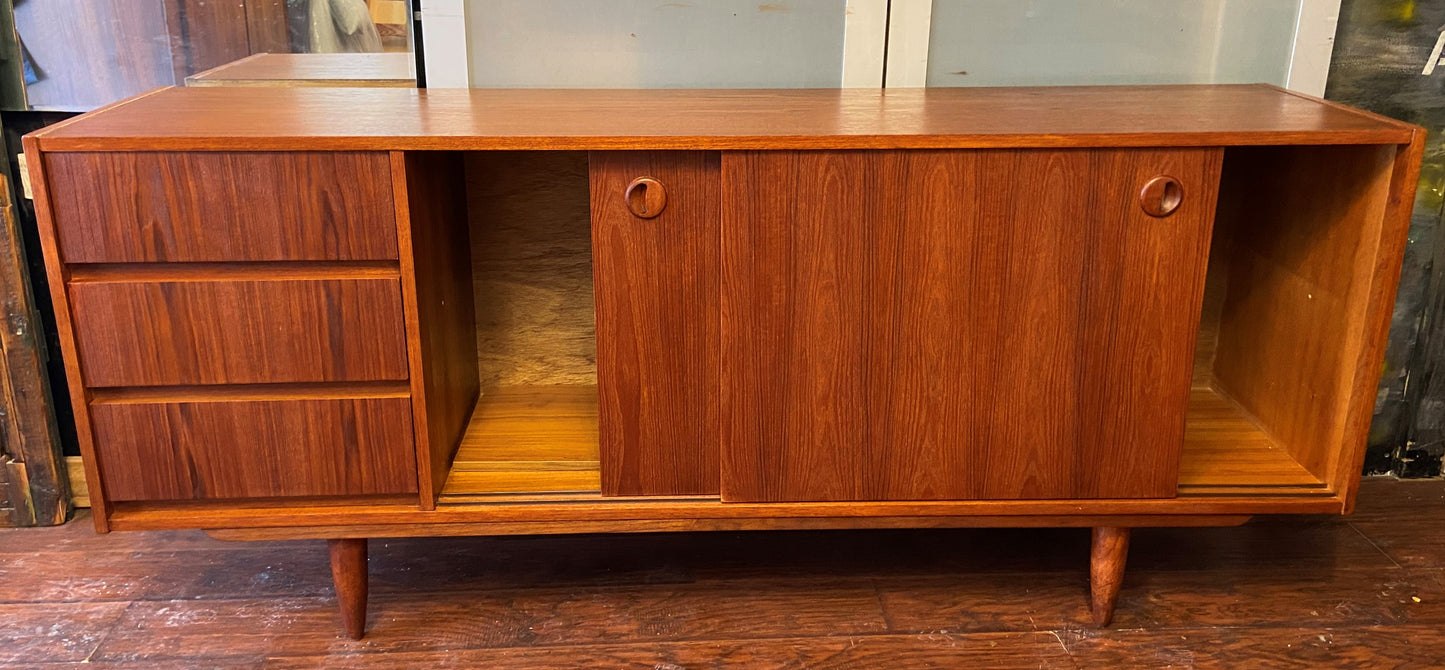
[721,148,1222,502]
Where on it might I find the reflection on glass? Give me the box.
[925,0,1302,87]
[10,0,414,112]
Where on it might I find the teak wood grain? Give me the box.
[465,152,596,389]
[1211,145,1397,490]
[69,278,409,387]
[591,151,720,496]
[44,152,397,263]
[1090,527,1131,626]
[89,397,417,501]
[721,149,1222,502]
[440,385,600,498]
[28,85,1415,152]
[16,84,1429,635]
[393,151,480,507]
[327,537,369,640]
[16,86,1427,543]
[1339,133,1428,510]
[21,134,114,531]
[430,385,1328,500]
[1179,389,1325,489]
[107,492,1336,535]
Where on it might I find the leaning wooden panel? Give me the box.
[90,396,417,501]
[591,151,721,496]
[0,173,68,526]
[44,151,397,262]
[69,278,409,386]
[721,149,1222,502]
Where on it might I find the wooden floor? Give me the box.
[2,478,1444,668]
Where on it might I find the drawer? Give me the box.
[91,396,417,501]
[45,151,398,262]
[70,278,410,387]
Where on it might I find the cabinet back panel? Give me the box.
[1211,144,1397,486]
[465,152,596,388]
[1192,208,1235,389]
[45,151,398,263]
[722,149,1222,502]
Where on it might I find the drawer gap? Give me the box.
[69,261,400,283]
[90,380,410,404]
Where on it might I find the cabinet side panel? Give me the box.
[1339,135,1427,511]
[591,151,721,496]
[1212,144,1398,489]
[397,152,480,504]
[25,140,111,530]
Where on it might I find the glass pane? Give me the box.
[466,0,847,88]
[11,0,415,112]
[925,0,1302,87]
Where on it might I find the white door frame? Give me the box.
[1286,0,1342,96]
[842,0,889,87]
[419,0,469,88]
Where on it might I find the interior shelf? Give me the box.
[438,385,1330,501]
[1178,387,1331,496]
[440,386,601,499]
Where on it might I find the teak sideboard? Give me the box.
[23,85,1424,638]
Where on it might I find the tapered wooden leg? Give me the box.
[328,538,368,640]
[1089,527,1130,627]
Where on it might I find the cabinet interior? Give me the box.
[437,145,1398,501]
[442,151,601,501]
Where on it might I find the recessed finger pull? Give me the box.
[1139,175,1183,217]
[625,177,667,219]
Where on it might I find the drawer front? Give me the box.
[46,151,398,262]
[71,279,409,387]
[91,397,417,501]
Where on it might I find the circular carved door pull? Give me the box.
[625,177,667,218]
[1139,175,1183,217]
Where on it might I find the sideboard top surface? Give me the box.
[30,84,1418,152]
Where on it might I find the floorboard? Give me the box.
[0,478,1440,668]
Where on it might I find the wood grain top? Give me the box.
[184,53,416,88]
[31,84,1416,152]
